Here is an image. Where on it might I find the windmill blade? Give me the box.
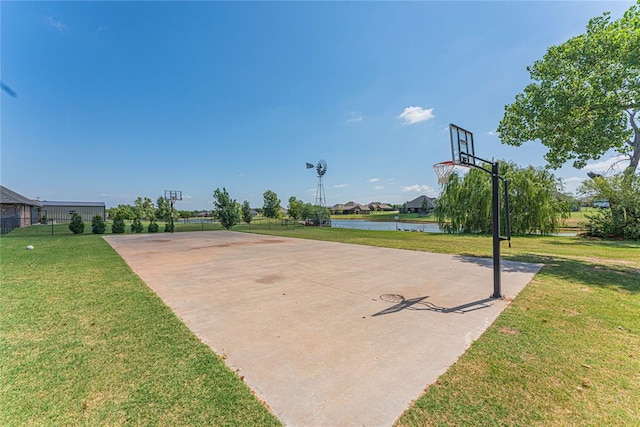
[316,159,327,176]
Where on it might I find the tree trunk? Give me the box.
[625,110,639,173]
[628,127,640,173]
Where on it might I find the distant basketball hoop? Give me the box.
[164,190,182,202]
[164,190,182,233]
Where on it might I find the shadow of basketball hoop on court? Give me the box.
[372,294,495,317]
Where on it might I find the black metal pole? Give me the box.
[170,200,175,233]
[491,161,502,298]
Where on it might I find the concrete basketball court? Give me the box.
[104,231,542,426]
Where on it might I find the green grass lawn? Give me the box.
[1,228,638,425]
[0,235,279,426]
[243,227,640,425]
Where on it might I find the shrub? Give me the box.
[112,217,125,234]
[131,217,144,233]
[68,213,85,234]
[91,215,106,234]
[242,200,253,224]
[164,222,174,233]
[213,188,240,230]
[148,220,159,233]
[580,173,640,240]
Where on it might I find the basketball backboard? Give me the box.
[164,190,182,202]
[449,123,476,167]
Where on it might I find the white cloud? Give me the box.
[398,106,435,125]
[560,176,585,195]
[583,155,629,174]
[183,194,193,200]
[238,172,245,177]
[333,184,349,188]
[368,178,379,183]
[346,111,363,123]
[47,16,66,32]
[563,176,583,183]
[400,184,438,197]
[487,130,496,136]
[374,186,383,190]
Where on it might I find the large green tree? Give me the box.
[300,203,315,221]
[134,197,156,220]
[262,190,281,219]
[107,204,135,221]
[213,188,240,230]
[287,196,304,220]
[435,162,570,235]
[156,196,172,222]
[498,3,640,173]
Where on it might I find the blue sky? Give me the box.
[1,1,634,210]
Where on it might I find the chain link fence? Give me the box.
[1,217,305,236]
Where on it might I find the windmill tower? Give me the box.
[306,160,330,226]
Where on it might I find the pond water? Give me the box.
[330,219,577,236]
[331,219,441,232]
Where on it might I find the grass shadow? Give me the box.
[542,238,640,249]
[455,252,639,295]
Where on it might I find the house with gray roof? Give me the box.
[329,201,371,215]
[405,195,436,214]
[0,185,41,234]
[368,202,395,212]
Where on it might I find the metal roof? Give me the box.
[40,201,105,207]
[0,185,41,206]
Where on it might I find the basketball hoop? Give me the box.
[164,190,182,202]
[433,161,456,185]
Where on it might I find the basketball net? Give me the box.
[433,161,456,185]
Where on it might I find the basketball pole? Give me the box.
[451,156,506,299]
[491,161,502,299]
[445,123,511,299]
[170,199,175,233]
[164,190,181,233]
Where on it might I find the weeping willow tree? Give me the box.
[435,161,570,235]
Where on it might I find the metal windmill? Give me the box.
[306,160,330,226]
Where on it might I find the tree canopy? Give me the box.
[134,197,156,220]
[262,190,281,219]
[435,161,570,235]
[287,197,304,220]
[498,3,640,173]
[213,188,240,230]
